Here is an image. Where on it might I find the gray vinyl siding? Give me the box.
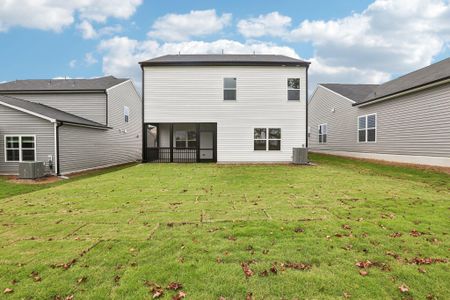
[309,83,450,158]
[59,81,141,174]
[6,93,107,124]
[0,105,55,175]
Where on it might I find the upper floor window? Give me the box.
[124,106,130,123]
[287,78,300,101]
[254,128,281,151]
[5,135,36,162]
[318,124,327,143]
[358,114,376,143]
[224,78,237,100]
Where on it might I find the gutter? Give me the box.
[306,64,309,148]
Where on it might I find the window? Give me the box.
[175,130,197,148]
[124,106,130,123]
[224,78,237,100]
[287,78,300,101]
[358,114,376,142]
[254,128,281,151]
[318,124,327,143]
[5,135,36,162]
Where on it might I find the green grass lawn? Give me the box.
[0,154,448,299]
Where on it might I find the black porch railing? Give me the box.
[146,147,198,163]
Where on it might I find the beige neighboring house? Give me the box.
[0,76,142,175]
[309,57,450,167]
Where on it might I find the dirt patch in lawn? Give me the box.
[5,175,62,185]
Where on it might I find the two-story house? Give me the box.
[0,76,142,175]
[140,54,310,163]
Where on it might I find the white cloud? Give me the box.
[290,0,450,75]
[237,12,291,38]
[0,0,142,32]
[77,20,122,39]
[98,36,299,88]
[84,53,98,65]
[69,59,77,68]
[148,9,232,42]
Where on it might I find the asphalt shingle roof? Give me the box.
[320,84,379,102]
[360,57,450,105]
[0,76,128,92]
[140,54,310,67]
[0,95,108,128]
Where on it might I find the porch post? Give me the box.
[170,123,174,162]
[196,123,200,162]
[143,123,148,162]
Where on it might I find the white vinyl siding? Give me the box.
[0,104,55,175]
[309,83,450,159]
[144,66,307,162]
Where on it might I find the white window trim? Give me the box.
[253,127,281,151]
[357,113,377,143]
[287,77,301,101]
[4,134,37,162]
[318,123,327,144]
[223,77,237,101]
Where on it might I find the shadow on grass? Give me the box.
[309,153,450,191]
[0,162,138,200]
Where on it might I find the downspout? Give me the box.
[55,122,63,176]
[305,64,309,148]
[141,65,146,162]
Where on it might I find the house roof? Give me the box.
[320,84,379,102]
[0,95,108,128]
[358,57,450,105]
[0,76,128,93]
[140,54,310,67]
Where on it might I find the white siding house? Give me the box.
[140,54,310,163]
[0,77,142,175]
[309,57,450,167]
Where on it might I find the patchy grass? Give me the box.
[0,154,448,299]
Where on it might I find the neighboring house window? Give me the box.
[224,78,237,100]
[318,124,327,143]
[287,78,300,101]
[358,114,377,142]
[124,106,130,123]
[175,130,197,148]
[5,135,36,162]
[254,128,281,151]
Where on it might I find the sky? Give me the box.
[0,0,449,92]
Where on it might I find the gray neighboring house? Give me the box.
[309,57,450,167]
[0,76,142,175]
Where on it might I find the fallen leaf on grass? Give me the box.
[359,270,368,276]
[342,224,351,230]
[283,262,311,270]
[227,236,237,241]
[167,282,183,291]
[389,232,402,238]
[144,281,164,299]
[418,267,426,273]
[294,227,304,233]
[343,292,351,299]
[172,291,186,300]
[385,251,401,260]
[259,270,269,277]
[409,257,448,265]
[355,261,373,268]
[241,263,254,277]
[31,271,41,282]
[398,284,409,293]
[114,275,121,283]
[3,288,13,294]
[270,265,278,274]
[410,229,423,237]
[246,292,253,300]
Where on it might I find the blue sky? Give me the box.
[0,0,449,90]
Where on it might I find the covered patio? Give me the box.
[143,123,217,163]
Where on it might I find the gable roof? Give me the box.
[358,57,450,105]
[0,95,108,128]
[140,54,310,67]
[0,76,128,93]
[320,84,379,102]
